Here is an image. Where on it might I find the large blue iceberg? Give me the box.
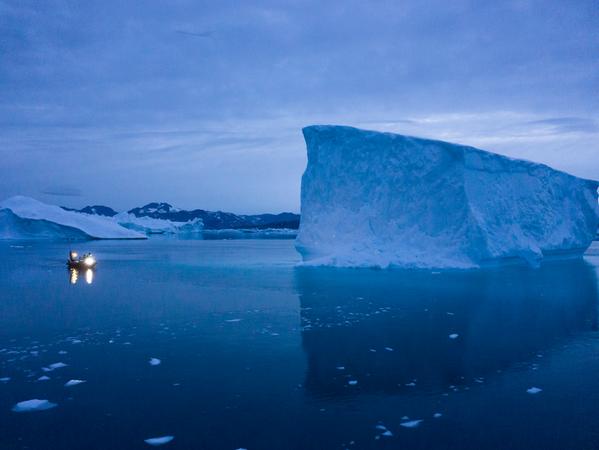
[296,125,599,269]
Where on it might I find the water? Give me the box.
[1,239,599,450]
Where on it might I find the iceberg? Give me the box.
[113,212,203,235]
[296,125,599,269]
[12,399,57,412]
[0,196,145,240]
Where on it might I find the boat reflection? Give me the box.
[69,267,95,285]
[295,260,598,398]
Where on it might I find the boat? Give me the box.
[67,251,97,269]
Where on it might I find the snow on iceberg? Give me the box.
[0,196,145,240]
[296,125,599,269]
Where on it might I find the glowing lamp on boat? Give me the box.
[84,256,96,266]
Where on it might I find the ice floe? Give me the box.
[149,358,161,366]
[527,387,542,394]
[400,419,423,428]
[42,362,68,372]
[65,379,86,387]
[144,436,174,446]
[12,399,57,412]
[448,333,459,339]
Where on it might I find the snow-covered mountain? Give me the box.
[126,202,300,230]
[296,125,599,269]
[62,201,299,230]
[62,205,117,217]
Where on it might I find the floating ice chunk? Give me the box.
[58,350,68,355]
[49,362,67,370]
[225,319,242,323]
[348,380,358,386]
[144,436,174,446]
[12,399,57,412]
[43,362,67,372]
[65,379,86,387]
[0,196,145,240]
[149,358,161,366]
[382,430,393,437]
[448,334,459,339]
[384,347,394,352]
[0,377,10,382]
[375,425,387,431]
[70,339,82,344]
[433,413,443,418]
[400,419,423,428]
[527,387,542,394]
[336,366,345,370]
[405,382,416,387]
[37,376,50,381]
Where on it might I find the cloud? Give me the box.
[40,186,82,197]
[522,117,599,134]
[174,30,214,39]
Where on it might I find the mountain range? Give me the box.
[62,202,300,230]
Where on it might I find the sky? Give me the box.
[1,0,598,213]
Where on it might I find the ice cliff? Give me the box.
[113,212,203,235]
[0,196,145,240]
[296,125,599,269]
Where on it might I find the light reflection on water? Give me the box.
[68,268,95,285]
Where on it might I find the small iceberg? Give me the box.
[48,362,68,370]
[37,376,50,381]
[527,387,543,394]
[65,379,86,387]
[12,399,57,413]
[448,334,459,339]
[0,377,10,382]
[149,358,161,366]
[400,419,423,428]
[144,436,174,446]
[348,380,358,386]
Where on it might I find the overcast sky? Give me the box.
[1,0,597,213]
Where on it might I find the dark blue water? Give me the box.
[1,239,599,450]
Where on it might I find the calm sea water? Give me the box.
[1,239,599,450]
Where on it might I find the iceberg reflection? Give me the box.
[295,261,598,398]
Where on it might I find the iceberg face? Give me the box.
[113,212,203,235]
[296,125,599,269]
[0,196,145,240]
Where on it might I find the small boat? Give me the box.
[67,251,97,269]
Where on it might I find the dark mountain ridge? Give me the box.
[63,202,300,230]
